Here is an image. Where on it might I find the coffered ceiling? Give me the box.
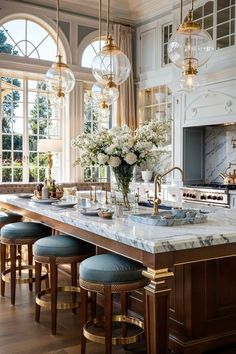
[11,0,178,24]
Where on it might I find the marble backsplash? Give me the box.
[205,125,236,183]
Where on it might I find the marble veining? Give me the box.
[205,125,236,183]
[1,195,236,254]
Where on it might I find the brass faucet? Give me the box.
[153,166,184,215]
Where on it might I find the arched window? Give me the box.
[0,17,63,183]
[0,19,57,60]
[81,39,105,68]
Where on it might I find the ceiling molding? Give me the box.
[6,0,179,25]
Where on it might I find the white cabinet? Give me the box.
[183,80,236,127]
[229,191,236,208]
[136,22,158,80]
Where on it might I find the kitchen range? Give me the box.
[181,184,236,207]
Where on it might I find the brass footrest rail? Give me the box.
[83,315,144,345]
[2,265,48,284]
[36,286,81,310]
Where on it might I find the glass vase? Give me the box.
[112,164,134,209]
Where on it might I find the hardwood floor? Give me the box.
[0,271,236,354]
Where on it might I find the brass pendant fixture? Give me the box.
[45,0,75,105]
[168,0,213,91]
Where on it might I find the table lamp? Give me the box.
[38,138,62,184]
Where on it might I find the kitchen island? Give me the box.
[1,195,236,354]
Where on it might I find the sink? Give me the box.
[138,202,172,210]
[129,211,207,226]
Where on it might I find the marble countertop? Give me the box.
[0,194,236,254]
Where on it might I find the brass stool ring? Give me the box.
[36,286,81,310]
[2,265,48,284]
[83,315,144,345]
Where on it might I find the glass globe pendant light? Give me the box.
[45,0,75,105]
[167,0,213,70]
[180,60,200,92]
[98,100,110,121]
[91,0,131,86]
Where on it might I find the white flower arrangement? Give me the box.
[71,120,169,169]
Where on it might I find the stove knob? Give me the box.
[201,195,206,200]
[212,196,217,200]
[217,196,223,201]
[189,194,193,198]
[192,194,196,199]
[183,193,186,197]
[186,193,190,197]
[207,195,212,199]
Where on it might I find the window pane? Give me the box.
[204,15,213,28]
[217,22,230,38]
[217,8,230,24]
[2,151,12,166]
[0,19,56,60]
[217,36,230,48]
[29,136,37,151]
[204,2,214,16]
[13,118,23,134]
[13,152,23,166]
[13,135,23,150]
[194,6,203,19]
[2,135,11,150]
[2,168,12,182]
[13,168,23,182]
[2,117,12,133]
[217,0,230,10]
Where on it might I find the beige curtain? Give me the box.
[113,24,136,130]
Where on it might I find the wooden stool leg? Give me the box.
[90,292,97,320]
[50,258,58,335]
[1,243,6,296]
[17,245,22,276]
[28,244,33,291]
[71,262,77,314]
[104,285,112,354]
[121,292,128,350]
[80,287,88,354]
[35,261,42,323]
[10,245,17,305]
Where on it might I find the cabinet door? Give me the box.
[183,127,205,184]
[139,26,157,76]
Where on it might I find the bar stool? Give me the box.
[33,235,94,335]
[79,253,148,354]
[1,222,51,305]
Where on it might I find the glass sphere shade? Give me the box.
[91,44,131,85]
[53,93,67,108]
[180,72,200,92]
[103,85,119,103]
[168,28,213,68]
[45,61,75,95]
[91,82,105,103]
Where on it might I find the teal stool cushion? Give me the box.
[33,235,93,257]
[80,254,144,284]
[1,222,51,240]
[0,211,22,225]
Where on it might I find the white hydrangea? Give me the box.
[108,156,121,167]
[97,153,109,165]
[124,152,137,165]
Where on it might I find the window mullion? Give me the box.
[23,79,29,182]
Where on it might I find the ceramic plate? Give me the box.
[51,202,77,208]
[80,208,100,216]
[31,198,57,204]
[16,193,34,199]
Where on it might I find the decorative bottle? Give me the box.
[41,179,49,200]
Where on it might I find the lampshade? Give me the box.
[38,139,62,153]
[91,35,131,85]
[180,71,200,92]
